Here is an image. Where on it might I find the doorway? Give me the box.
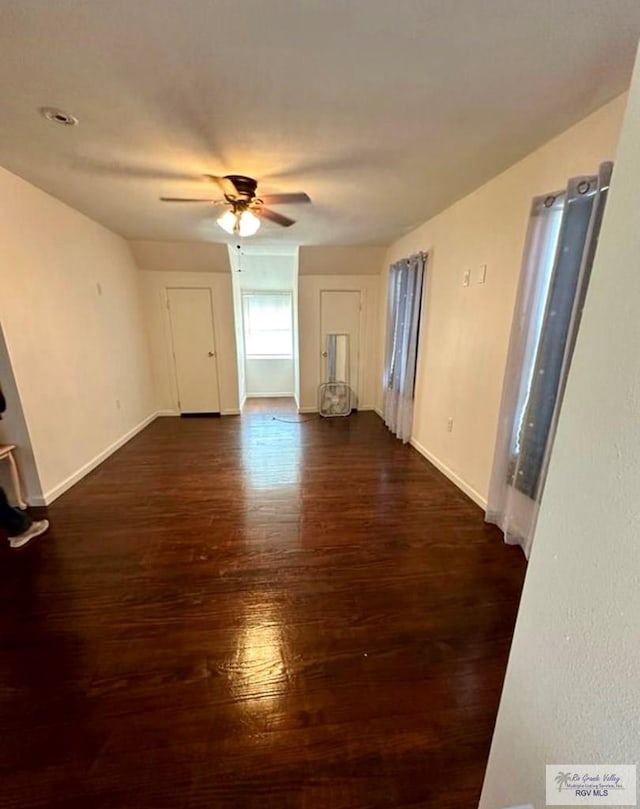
[320,290,361,403]
[167,287,221,415]
[0,322,43,503]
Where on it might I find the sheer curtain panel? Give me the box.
[383,253,426,442]
[486,163,613,557]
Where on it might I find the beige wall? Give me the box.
[130,240,230,273]
[481,47,640,808]
[380,93,626,506]
[299,245,387,276]
[139,271,239,415]
[298,274,380,411]
[0,166,155,503]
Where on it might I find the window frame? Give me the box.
[241,289,294,360]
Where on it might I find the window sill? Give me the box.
[246,355,293,360]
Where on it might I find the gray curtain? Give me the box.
[486,162,613,556]
[383,252,426,442]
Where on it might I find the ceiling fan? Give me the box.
[160,174,311,237]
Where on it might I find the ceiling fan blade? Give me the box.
[204,175,239,198]
[159,197,219,203]
[258,207,296,227]
[259,192,311,205]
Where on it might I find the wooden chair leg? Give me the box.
[6,451,28,510]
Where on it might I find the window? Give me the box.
[242,291,293,358]
[510,196,564,456]
[486,163,612,557]
[515,179,603,498]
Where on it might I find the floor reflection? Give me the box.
[227,600,289,714]
[239,398,302,490]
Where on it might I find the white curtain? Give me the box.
[486,163,612,557]
[383,253,426,442]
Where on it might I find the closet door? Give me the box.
[320,290,361,399]
[167,288,220,414]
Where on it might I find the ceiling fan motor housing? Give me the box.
[225,175,258,199]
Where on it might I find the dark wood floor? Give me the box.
[0,400,526,809]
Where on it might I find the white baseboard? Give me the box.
[221,409,241,416]
[245,393,295,398]
[409,436,487,510]
[33,411,158,506]
[298,403,374,415]
[374,407,384,419]
[156,409,179,417]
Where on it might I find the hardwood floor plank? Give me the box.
[0,402,525,808]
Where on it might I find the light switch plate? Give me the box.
[478,264,487,284]
[463,269,471,287]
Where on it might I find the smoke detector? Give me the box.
[39,107,78,126]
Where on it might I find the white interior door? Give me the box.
[167,288,220,414]
[320,290,361,399]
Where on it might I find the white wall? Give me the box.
[245,358,294,397]
[231,270,247,408]
[480,47,640,809]
[0,166,154,503]
[234,253,297,289]
[298,273,380,411]
[380,93,626,506]
[292,268,300,407]
[139,270,239,415]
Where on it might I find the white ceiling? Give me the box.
[0,0,639,246]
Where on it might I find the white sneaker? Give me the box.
[9,519,50,549]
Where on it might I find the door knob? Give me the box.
[321,351,328,357]
[208,351,216,357]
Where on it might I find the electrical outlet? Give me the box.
[463,269,471,287]
[447,417,454,432]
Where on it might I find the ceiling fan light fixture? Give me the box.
[216,208,261,237]
[238,209,261,237]
[216,209,237,235]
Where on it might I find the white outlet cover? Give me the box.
[478,264,487,284]
[463,269,471,287]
